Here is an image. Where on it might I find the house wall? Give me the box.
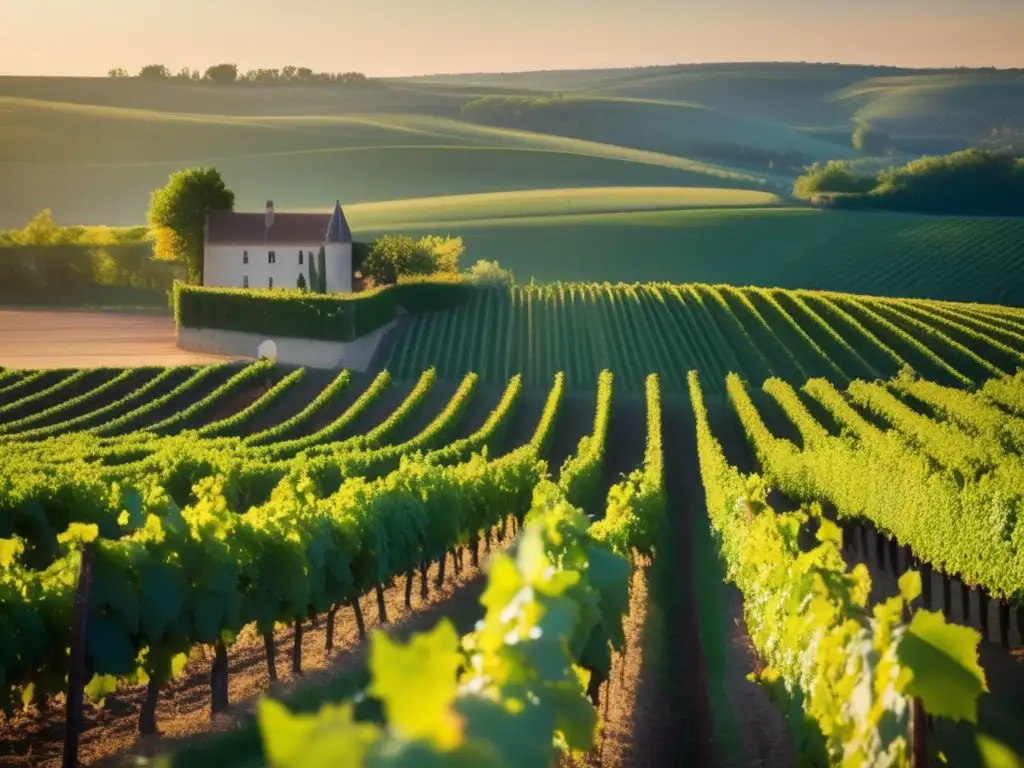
[177,319,395,370]
[203,242,352,292]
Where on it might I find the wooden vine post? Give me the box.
[63,544,93,768]
[910,696,929,768]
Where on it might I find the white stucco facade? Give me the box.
[203,242,352,293]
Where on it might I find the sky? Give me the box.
[2,0,1023,77]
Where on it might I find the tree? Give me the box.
[204,64,239,84]
[361,235,443,285]
[147,168,235,284]
[417,235,464,273]
[108,68,129,78]
[296,272,307,291]
[308,253,319,294]
[138,64,170,79]
[317,246,327,292]
[467,259,514,287]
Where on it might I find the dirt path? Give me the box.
[0,310,236,369]
[659,398,717,765]
[0,526,517,767]
[547,390,597,476]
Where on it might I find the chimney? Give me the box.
[265,200,275,229]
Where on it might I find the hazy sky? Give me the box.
[3,0,1022,77]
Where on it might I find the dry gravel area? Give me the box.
[0,309,236,369]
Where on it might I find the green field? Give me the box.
[348,192,1024,304]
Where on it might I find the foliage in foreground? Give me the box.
[689,370,993,766]
[258,482,632,767]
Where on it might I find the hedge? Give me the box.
[173,278,474,341]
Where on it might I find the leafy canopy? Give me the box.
[362,234,463,286]
[147,167,235,284]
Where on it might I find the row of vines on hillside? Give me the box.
[386,285,1024,392]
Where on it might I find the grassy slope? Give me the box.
[348,193,1024,305]
[456,95,855,163]
[0,79,775,227]
[5,65,1024,306]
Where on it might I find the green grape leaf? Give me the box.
[976,733,1024,768]
[84,674,118,705]
[367,618,464,748]
[137,559,183,640]
[0,538,24,568]
[121,489,146,530]
[259,698,379,768]
[457,693,556,768]
[57,523,99,547]
[897,609,988,723]
[20,683,35,710]
[898,570,922,604]
[87,615,138,677]
[550,681,598,751]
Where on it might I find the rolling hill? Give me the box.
[3,63,1024,305]
[344,188,1024,306]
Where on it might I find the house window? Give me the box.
[268,276,274,288]
[299,250,304,265]
[243,250,248,264]
[268,251,276,264]
[243,275,249,288]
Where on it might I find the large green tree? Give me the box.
[147,167,235,284]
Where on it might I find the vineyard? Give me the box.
[2,280,1024,766]
[385,283,1024,391]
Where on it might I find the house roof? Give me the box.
[206,203,353,245]
[326,201,353,243]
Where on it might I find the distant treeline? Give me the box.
[107,64,369,85]
[794,149,1024,216]
[0,209,149,247]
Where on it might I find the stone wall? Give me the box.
[177,320,396,370]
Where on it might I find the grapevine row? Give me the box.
[258,373,662,767]
[728,373,1024,602]
[689,370,987,766]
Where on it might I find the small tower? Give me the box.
[323,200,354,293]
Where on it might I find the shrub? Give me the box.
[467,259,514,288]
[793,160,875,199]
[362,234,463,285]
